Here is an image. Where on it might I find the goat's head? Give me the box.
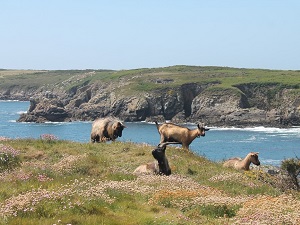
[197,123,210,137]
[151,142,179,176]
[112,121,126,138]
[152,145,166,164]
[152,146,170,175]
[249,152,260,166]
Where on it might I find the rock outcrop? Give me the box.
[1,68,299,127]
[15,82,300,127]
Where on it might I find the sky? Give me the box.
[1,0,300,71]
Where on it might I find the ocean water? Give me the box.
[1,100,300,166]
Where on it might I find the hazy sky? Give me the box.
[1,0,300,70]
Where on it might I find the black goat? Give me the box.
[133,142,180,176]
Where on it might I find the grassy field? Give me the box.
[1,137,299,225]
[1,66,300,96]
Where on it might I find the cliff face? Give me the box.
[14,81,300,127]
[1,67,299,127]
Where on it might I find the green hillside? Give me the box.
[0,138,299,224]
[1,66,300,95]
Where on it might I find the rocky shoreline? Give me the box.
[1,67,299,127]
[2,82,298,128]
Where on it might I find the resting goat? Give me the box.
[91,117,126,143]
[223,152,260,171]
[155,121,209,149]
[133,142,179,175]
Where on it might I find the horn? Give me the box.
[158,142,181,148]
[119,121,126,128]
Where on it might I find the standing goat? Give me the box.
[155,121,209,149]
[133,142,180,175]
[223,152,260,171]
[91,117,126,143]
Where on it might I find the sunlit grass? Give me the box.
[1,66,299,97]
[0,138,299,224]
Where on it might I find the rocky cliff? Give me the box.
[1,67,300,127]
[15,82,300,127]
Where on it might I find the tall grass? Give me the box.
[0,138,299,225]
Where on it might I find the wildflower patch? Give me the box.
[0,144,21,172]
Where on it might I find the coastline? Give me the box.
[1,98,300,130]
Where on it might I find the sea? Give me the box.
[1,100,300,167]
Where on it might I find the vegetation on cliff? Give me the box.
[1,66,300,95]
[1,66,300,126]
[0,137,299,225]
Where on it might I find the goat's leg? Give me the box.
[100,136,107,142]
[182,143,189,149]
[159,135,166,144]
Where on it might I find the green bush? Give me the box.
[40,134,58,142]
[0,144,21,172]
[187,204,240,219]
[281,157,300,190]
[199,204,239,218]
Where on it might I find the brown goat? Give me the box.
[155,121,209,149]
[223,152,260,171]
[133,162,159,175]
[91,117,126,143]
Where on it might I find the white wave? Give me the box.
[0,100,29,103]
[209,126,243,131]
[44,121,70,125]
[261,159,282,166]
[17,111,27,114]
[140,121,155,124]
[211,126,300,134]
[248,135,256,141]
[0,100,19,102]
[43,121,92,125]
[44,121,62,124]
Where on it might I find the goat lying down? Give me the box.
[133,142,180,176]
[133,162,159,175]
[223,152,260,171]
[155,121,209,149]
[91,117,126,143]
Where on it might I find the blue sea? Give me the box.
[1,100,300,166]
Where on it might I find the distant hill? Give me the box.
[1,66,300,126]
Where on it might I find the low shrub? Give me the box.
[186,204,240,220]
[199,204,239,218]
[281,157,300,190]
[0,144,21,172]
[40,134,58,142]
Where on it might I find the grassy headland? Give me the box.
[1,138,299,225]
[1,66,300,96]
